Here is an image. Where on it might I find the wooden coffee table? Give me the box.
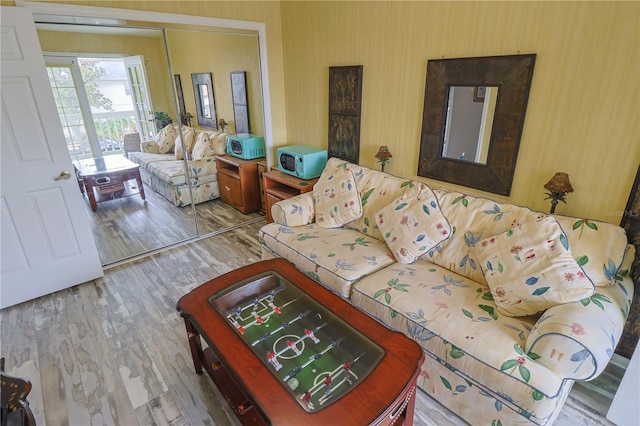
[73,155,145,211]
[176,258,424,425]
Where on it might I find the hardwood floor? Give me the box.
[80,181,264,265]
[0,221,626,425]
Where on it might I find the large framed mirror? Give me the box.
[192,72,217,129]
[417,54,536,196]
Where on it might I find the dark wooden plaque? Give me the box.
[174,74,187,124]
[328,65,363,164]
[231,71,249,134]
[617,164,640,359]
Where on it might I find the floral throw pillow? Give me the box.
[175,127,197,160]
[376,182,452,264]
[313,158,362,228]
[474,212,595,317]
[156,124,178,154]
[191,132,215,160]
[553,214,628,287]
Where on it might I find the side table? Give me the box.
[215,155,263,214]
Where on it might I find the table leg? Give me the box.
[184,318,204,374]
[135,170,146,200]
[85,179,98,211]
[402,386,418,426]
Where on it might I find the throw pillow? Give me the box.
[141,141,159,154]
[174,127,197,160]
[191,132,215,160]
[211,133,228,155]
[474,212,595,317]
[174,134,185,160]
[313,158,363,228]
[156,124,178,154]
[375,182,452,264]
[553,214,628,287]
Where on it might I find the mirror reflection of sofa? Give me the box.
[128,124,228,206]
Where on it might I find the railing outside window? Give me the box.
[66,111,138,161]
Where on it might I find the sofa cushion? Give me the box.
[313,158,363,228]
[343,164,415,241]
[474,212,595,317]
[156,124,178,154]
[350,259,569,421]
[427,191,526,285]
[553,215,629,287]
[146,160,190,186]
[192,133,216,159]
[376,182,452,264]
[128,152,173,171]
[259,222,396,298]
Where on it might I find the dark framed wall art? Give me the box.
[328,65,363,164]
[231,71,250,134]
[191,72,217,129]
[174,74,187,123]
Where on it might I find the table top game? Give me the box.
[209,270,385,413]
[176,258,424,425]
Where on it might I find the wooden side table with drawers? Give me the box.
[215,155,263,214]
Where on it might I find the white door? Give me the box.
[0,6,103,309]
[124,55,156,140]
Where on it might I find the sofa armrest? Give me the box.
[271,192,315,226]
[141,140,159,153]
[525,270,634,381]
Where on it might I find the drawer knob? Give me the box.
[225,186,231,191]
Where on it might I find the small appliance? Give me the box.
[226,134,265,160]
[277,145,327,179]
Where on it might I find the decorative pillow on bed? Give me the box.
[375,182,451,264]
[474,212,595,317]
[191,132,215,160]
[156,124,178,154]
[313,158,362,228]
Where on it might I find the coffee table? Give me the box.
[176,258,424,425]
[73,155,145,211]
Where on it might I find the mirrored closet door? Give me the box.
[32,13,267,266]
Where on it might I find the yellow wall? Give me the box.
[17,0,288,147]
[165,29,264,135]
[281,1,639,222]
[8,0,640,222]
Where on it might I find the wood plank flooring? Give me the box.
[81,181,263,266]
[0,220,627,425]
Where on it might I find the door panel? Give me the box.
[124,55,155,140]
[0,6,103,309]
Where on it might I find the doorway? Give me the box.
[45,56,141,162]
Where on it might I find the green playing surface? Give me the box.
[222,282,384,412]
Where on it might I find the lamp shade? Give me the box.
[375,146,392,160]
[544,172,573,194]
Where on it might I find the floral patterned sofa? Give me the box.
[259,158,635,425]
[128,124,228,206]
